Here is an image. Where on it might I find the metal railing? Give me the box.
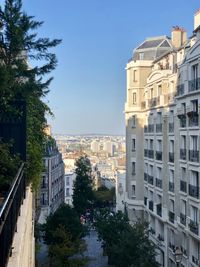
[0,164,25,267]
[189,219,199,235]
[189,150,199,162]
[188,78,200,92]
[148,150,154,159]
[148,175,154,185]
[189,184,199,199]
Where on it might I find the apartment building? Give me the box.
[125,11,200,267]
[38,139,65,224]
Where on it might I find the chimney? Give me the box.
[194,9,200,30]
[171,26,187,48]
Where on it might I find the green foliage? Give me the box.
[72,156,94,215]
[0,0,61,190]
[44,204,87,267]
[93,186,115,208]
[0,142,21,192]
[94,210,159,267]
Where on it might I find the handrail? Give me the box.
[0,163,24,218]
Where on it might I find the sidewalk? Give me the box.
[84,229,108,267]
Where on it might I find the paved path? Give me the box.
[84,230,108,267]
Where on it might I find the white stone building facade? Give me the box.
[125,11,200,267]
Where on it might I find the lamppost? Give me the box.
[174,247,183,267]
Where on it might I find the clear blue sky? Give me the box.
[2,0,200,134]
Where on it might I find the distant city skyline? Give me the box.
[2,0,199,135]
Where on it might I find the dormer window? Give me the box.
[139,53,144,60]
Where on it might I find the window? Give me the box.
[169,140,174,153]
[132,115,136,127]
[157,112,162,124]
[66,176,70,186]
[131,185,136,196]
[192,64,198,80]
[66,188,70,197]
[181,200,186,215]
[157,167,162,179]
[190,135,198,150]
[133,93,137,104]
[181,135,186,149]
[190,171,199,187]
[181,167,186,180]
[157,140,162,151]
[157,84,162,95]
[132,162,136,175]
[191,99,198,112]
[169,110,174,123]
[139,53,144,60]
[150,139,154,150]
[133,70,137,82]
[132,139,136,151]
[190,205,198,222]
[181,103,186,114]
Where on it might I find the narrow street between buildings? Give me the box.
[84,229,108,267]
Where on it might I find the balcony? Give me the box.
[188,78,200,92]
[168,211,175,223]
[180,180,187,193]
[169,152,174,163]
[144,197,147,206]
[189,219,199,235]
[148,175,154,185]
[176,84,184,96]
[188,112,199,127]
[180,148,186,160]
[189,150,199,162]
[0,164,26,267]
[144,172,148,181]
[169,122,174,133]
[148,150,154,159]
[148,124,154,133]
[180,213,186,226]
[156,178,162,189]
[156,123,162,133]
[189,184,199,199]
[169,182,174,192]
[156,203,162,217]
[149,200,154,211]
[156,151,162,161]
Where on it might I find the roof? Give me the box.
[131,36,172,61]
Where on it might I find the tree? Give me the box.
[94,210,159,267]
[0,0,61,189]
[93,186,115,208]
[72,156,94,215]
[44,204,87,267]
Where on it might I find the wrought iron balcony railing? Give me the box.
[189,219,199,235]
[0,164,25,267]
[148,150,154,159]
[189,184,199,199]
[188,78,200,92]
[180,180,187,193]
[189,150,199,162]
